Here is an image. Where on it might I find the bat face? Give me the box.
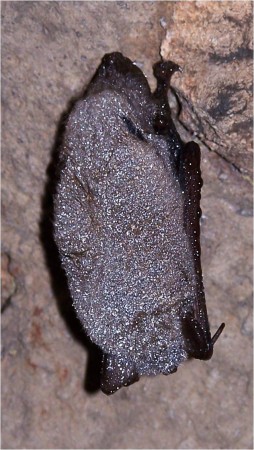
[54,52,224,395]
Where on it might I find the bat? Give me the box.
[54,52,225,395]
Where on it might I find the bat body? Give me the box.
[54,53,224,394]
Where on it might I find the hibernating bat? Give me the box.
[54,52,225,395]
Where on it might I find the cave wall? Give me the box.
[2,2,252,449]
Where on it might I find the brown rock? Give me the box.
[160,1,253,176]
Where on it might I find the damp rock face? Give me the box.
[54,53,223,394]
[160,1,253,176]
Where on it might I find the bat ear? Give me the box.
[100,353,140,395]
[182,315,213,360]
[182,314,225,361]
[211,322,225,345]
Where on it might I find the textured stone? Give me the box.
[2,2,252,449]
[160,1,253,176]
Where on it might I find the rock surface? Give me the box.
[161,1,253,176]
[2,2,252,449]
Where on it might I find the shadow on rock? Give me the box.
[39,96,102,394]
